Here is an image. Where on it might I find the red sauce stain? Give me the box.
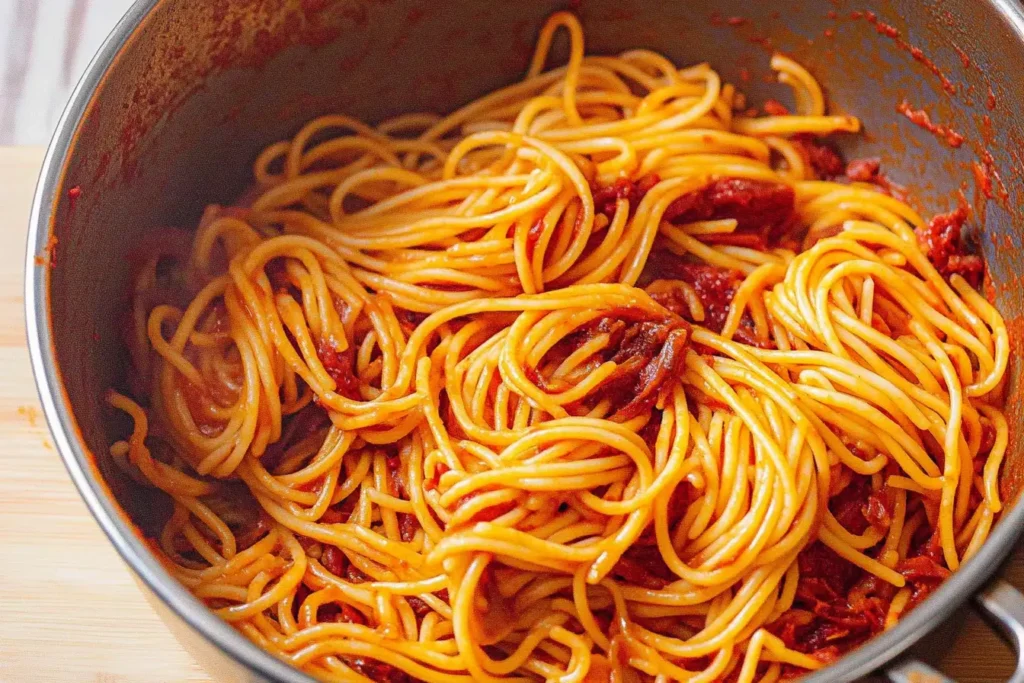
[738,67,750,83]
[973,161,993,200]
[113,0,351,183]
[854,11,956,95]
[999,317,1024,358]
[980,149,1010,204]
[827,10,838,20]
[981,114,994,145]
[865,11,899,38]
[999,272,1024,295]
[987,87,997,110]
[824,28,834,38]
[971,158,991,227]
[763,99,790,116]
[896,100,964,148]
[34,234,58,268]
[90,152,111,186]
[1008,133,1024,184]
[17,405,39,428]
[954,46,971,69]
[406,6,425,24]
[37,184,83,267]
[983,271,997,304]
[710,12,771,52]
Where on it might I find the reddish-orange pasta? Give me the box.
[107,11,1008,682]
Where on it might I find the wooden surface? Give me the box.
[0,145,1021,681]
[0,147,210,683]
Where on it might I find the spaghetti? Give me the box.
[108,11,1009,682]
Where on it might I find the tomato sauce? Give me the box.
[896,101,965,148]
[317,339,362,399]
[844,157,907,200]
[592,174,661,220]
[532,307,691,421]
[792,134,845,179]
[600,318,691,421]
[914,207,984,286]
[643,258,742,333]
[524,218,546,259]
[771,527,948,675]
[663,178,796,249]
[611,545,675,590]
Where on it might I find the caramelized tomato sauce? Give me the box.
[914,207,984,287]
[664,178,796,250]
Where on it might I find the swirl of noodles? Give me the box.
[107,11,1009,683]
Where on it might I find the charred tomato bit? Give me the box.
[663,178,796,249]
[611,545,674,590]
[914,207,984,287]
[592,174,661,220]
[317,338,362,399]
[318,602,367,625]
[762,99,790,116]
[600,319,690,421]
[792,134,846,179]
[643,257,743,333]
[320,545,347,576]
[260,402,330,471]
[846,157,881,182]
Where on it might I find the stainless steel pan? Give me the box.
[24,1,1024,680]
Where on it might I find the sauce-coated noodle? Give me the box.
[108,12,1008,682]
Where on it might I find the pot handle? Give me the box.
[883,578,1024,683]
[884,659,955,683]
[976,579,1024,683]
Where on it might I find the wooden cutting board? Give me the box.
[0,146,1019,683]
[0,147,210,683]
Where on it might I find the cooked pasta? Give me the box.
[107,11,1008,682]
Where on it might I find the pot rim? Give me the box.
[23,1,313,680]
[23,1,1024,681]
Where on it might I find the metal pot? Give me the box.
[23,0,1024,680]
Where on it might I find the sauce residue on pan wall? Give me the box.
[701,1,1022,345]
[896,101,964,148]
[36,185,81,268]
[853,10,957,95]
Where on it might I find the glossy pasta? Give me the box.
[107,11,1009,683]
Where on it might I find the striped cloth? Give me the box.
[0,0,132,145]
